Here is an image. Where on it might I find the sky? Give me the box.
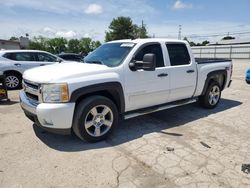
[0,0,250,42]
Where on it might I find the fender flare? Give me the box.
[70,82,125,113]
[201,70,227,96]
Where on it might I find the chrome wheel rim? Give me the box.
[5,75,19,88]
[84,105,113,137]
[208,85,220,105]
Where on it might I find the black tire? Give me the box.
[5,72,22,90]
[246,80,250,84]
[199,81,221,109]
[72,96,119,142]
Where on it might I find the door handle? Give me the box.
[40,64,45,66]
[158,73,168,77]
[14,63,21,67]
[186,70,195,73]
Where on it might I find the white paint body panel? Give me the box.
[36,103,75,129]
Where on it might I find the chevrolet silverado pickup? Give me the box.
[20,39,233,142]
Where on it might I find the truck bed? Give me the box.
[195,58,231,64]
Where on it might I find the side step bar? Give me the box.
[124,98,197,120]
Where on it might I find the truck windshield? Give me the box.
[84,42,135,67]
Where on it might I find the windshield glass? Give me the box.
[84,42,135,67]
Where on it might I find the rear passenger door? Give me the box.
[166,43,196,101]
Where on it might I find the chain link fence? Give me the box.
[191,44,250,59]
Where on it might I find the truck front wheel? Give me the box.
[73,96,119,142]
[199,81,221,109]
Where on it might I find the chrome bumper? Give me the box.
[20,90,37,115]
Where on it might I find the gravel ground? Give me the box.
[0,59,250,188]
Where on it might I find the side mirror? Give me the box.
[56,57,63,63]
[129,53,156,71]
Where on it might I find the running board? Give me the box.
[124,98,197,120]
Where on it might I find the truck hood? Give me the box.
[23,62,110,83]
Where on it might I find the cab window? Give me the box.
[166,43,191,66]
[134,44,164,68]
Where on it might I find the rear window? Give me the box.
[166,43,191,66]
[3,53,15,60]
[3,52,34,61]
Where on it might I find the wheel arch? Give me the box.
[3,70,23,78]
[70,82,125,114]
[201,70,227,96]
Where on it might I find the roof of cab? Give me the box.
[107,38,188,44]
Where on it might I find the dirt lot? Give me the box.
[0,59,250,188]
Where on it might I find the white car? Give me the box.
[0,50,62,89]
[20,39,233,142]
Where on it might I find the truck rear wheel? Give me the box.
[72,96,119,142]
[199,81,221,109]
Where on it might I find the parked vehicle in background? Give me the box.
[0,50,63,89]
[246,68,250,84]
[20,39,233,142]
[58,53,85,62]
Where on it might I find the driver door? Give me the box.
[124,43,171,111]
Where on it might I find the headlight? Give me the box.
[41,83,69,103]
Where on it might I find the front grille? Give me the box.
[26,93,39,101]
[23,79,40,104]
[24,81,39,90]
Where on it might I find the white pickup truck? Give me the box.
[20,39,232,142]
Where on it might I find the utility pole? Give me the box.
[178,25,182,40]
[140,20,144,38]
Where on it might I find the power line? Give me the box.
[187,31,250,38]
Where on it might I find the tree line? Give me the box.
[28,37,101,55]
[10,16,236,53]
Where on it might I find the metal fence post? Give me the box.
[229,45,232,59]
[249,47,250,59]
[214,46,217,58]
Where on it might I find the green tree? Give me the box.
[29,36,48,51]
[183,37,195,46]
[202,40,210,46]
[133,24,148,38]
[105,16,134,41]
[183,37,209,46]
[91,40,101,50]
[79,38,93,55]
[9,36,18,41]
[46,38,67,54]
[105,17,149,41]
[28,36,101,55]
[183,37,189,42]
[67,39,80,53]
[222,36,235,40]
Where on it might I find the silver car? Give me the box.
[0,50,62,89]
